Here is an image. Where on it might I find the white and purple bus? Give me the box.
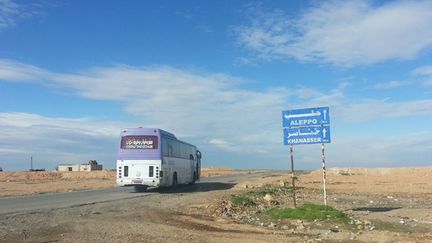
[116,128,201,192]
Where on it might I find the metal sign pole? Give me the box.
[290,144,297,208]
[321,143,327,206]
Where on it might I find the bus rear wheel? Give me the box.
[134,185,147,192]
[172,173,178,188]
[189,172,196,185]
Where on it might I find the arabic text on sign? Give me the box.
[284,111,321,119]
[282,107,330,128]
[287,127,321,138]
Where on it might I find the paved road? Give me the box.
[0,171,275,215]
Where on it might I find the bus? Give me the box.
[116,128,201,192]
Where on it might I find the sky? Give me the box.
[0,0,432,171]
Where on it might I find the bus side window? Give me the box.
[168,145,173,157]
[162,138,168,156]
[173,141,180,157]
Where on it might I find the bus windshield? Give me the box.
[121,135,158,149]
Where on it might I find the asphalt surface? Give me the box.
[0,171,275,215]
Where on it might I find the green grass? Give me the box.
[230,194,255,206]
[266,203,349,223]
[230,186,296,207]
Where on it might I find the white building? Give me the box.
[57,160,102,172]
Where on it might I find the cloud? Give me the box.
[412,65,432,86]
[2,58,432,132]
[195,24,213,33]
[208,138,240,152]
[0,112,135,170]
[0,59,293,157]
[0,0,20,29]
[0,112,124,137]
[234,1,432,66]
[175,9,193,20]
[0,59,52,81]
[329,132,432,167]
[372,80,413,90]
[301,86,432,122]
[1,59,432,169]
[0,0,43,31]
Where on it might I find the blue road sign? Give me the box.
[284,125,331,145]
[282,107,330,128]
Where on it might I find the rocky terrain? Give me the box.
[202,167,432,242]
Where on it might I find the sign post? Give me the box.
[282,107,331,207]
[290,145,297,208]
[321,143,327,206]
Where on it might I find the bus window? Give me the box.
[162,138,169,156]
[173,141,180,157]
[168,145,173,156]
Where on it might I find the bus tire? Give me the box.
[134,185,147,192]
[172,173,178,188]
[189,172,196,185]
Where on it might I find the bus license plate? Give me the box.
[132,179,143,184]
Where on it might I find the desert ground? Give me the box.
[0,167,250,198]
[1,167,431,242]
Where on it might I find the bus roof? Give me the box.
[117,128,197,160]
[120,128,177,139]
[120,127,196,148]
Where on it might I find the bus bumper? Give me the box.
[117,178,160,187]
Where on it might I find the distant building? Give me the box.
[57,160,102,172]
